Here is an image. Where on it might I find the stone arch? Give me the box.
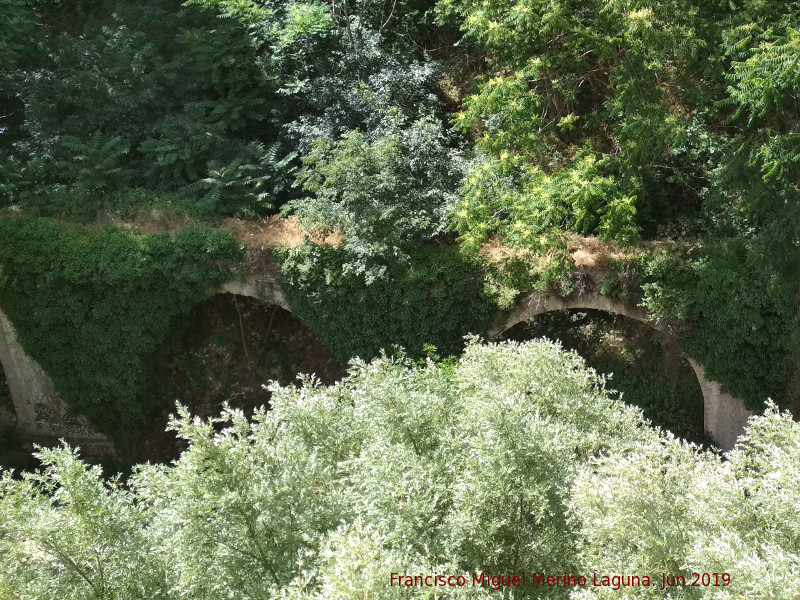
[218,273,338,373]
[488,289,665,338]
[0,267,754,454]
[140,288,341,461]
[191,288,341,386]
[218,274,341,379]
[0,271,297,460]
[220,272,291,311]
[489,288,752,451]
[0,334,16,434]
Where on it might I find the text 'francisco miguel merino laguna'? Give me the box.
[389,572,732,591]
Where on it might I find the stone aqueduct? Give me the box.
[0,267,753,456]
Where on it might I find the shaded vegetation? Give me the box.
[635,243,800,411]
[503,310,704,442]
[1,0,800,449]
[277,244,493,363]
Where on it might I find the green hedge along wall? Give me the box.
[0,216,243,447]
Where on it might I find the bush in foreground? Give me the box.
[1,340,798,599]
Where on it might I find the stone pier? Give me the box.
[0,309,115,457]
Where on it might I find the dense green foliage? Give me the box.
[1,1,286,217]
[0,216,242,444]
[434,0,800,409]
[4,0,800,592]
[4,0,800,412]
[287,115,464,278]
[439,0,714,248]
[438,0,800,253]
[2,341,800,598]
[277,244,493,363]
[632,242,800,411]
[0,0,454,220]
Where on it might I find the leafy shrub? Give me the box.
[182,142,296,216]
[286,115,464,275]
[3,342,800,599]
[0,339,653,599]
[276,243,493,362]
[638,240,800,410]
[572,403,800,597]
[438,0,716,248]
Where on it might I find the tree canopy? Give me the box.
[1,341,799,598]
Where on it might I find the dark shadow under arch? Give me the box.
[141,293,342,461]
[0,362,14,429]
[501,309,705,443]
[0,357,30,470]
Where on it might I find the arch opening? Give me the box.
[501,309,705,443]
[142,293,342,461]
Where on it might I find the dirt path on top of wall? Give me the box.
[103,213,342,250]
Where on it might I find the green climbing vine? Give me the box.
[275,243,494,363]
[628,241,800,412]
[0,216,243,446]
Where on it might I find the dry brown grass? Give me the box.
[565,233,640,268]
[221,216,342,249]
[101,209,194,235]
[478,233,643,270]
[567,234,701,269]
[98,210,687,268]
[478,237,530,263]
[103,211,343,250]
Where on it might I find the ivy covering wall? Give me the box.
[276,243,494,363]
[0,216,243,446]
[635,242,800,412]
[2,0,800,438]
